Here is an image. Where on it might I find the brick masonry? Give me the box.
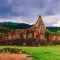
[47,33,60,42]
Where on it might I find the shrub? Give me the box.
[0,47,21,53]
[0,47,28,54]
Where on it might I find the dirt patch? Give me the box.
[0,53,32,60]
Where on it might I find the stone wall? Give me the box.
[47,33,60,42]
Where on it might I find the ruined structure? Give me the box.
[0,16,60,46]
[47,33,60,41]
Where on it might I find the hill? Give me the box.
[0,22,33,29]
[0,22,60,32]
[46,27,60,32]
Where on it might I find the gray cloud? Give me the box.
[0,0,60,26]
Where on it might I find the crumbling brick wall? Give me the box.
[47,33,60,42]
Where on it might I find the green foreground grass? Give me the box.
[0,45,60,60]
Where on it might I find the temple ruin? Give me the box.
[0,16,60,46]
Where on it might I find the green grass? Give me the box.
[0,45,60,60]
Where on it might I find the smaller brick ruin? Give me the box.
[47,33,60,41]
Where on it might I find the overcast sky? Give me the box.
[0,0,60,26]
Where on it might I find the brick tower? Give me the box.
[34,16,46,41]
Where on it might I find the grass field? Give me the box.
[0,45,60,60]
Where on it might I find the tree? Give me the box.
[56,30,60,34]
[45,29,51,33]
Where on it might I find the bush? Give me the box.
[0,47,21,53]
[0,47,28,54]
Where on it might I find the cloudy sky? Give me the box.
[0,0,60,26]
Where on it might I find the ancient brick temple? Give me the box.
[0,16,60,46]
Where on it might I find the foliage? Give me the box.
[0,47,21,53]
[0,25,10,33]
[0,22,33,29]
[47,27,60,32]
[45,29,60,35]
[0,47,29,54]
[56,30,60,34]
[45,29,51,33]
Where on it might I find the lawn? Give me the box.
[0,45,60,60]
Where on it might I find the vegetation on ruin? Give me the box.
[45,29,60,35]
[0,45,60,60]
